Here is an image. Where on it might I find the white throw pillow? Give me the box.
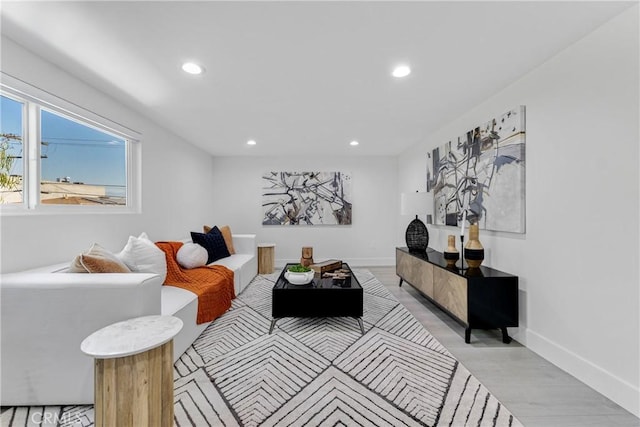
[117,232,167,282]
[177,243,208,269]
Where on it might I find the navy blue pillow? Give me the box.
[190,226,230,264]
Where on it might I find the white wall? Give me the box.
[210,156,398,266]
[398,6,639,416]
[0,37,216,273]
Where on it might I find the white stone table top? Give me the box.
[81,315,183,359]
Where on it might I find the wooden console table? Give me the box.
[396,247,518,343]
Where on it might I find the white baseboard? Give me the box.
[526,328,639,417]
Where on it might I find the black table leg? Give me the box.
[501,327,512,344]
[465,327,471,344]
[356,318,365,335]
[398,278,403,287]
[269,318,278,334]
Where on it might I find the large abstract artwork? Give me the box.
[427,106,526,233]
[262,171,352,225]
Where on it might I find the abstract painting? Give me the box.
[427,106,526,233]
[262,171,352,225]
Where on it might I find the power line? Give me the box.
[43,141,124,148]
[43,137,125,143]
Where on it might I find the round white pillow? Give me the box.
[177,243,208,269]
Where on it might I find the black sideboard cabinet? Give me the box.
[396,247,519,343]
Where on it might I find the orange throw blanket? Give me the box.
[156,241,235,324]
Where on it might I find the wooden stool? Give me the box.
[258,243,276,274]
[81,315,183,427]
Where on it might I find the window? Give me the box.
[0,95,24,204]
[0,76,140,213]
[40,109,127,206]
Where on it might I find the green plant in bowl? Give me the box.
[288,264,311,273]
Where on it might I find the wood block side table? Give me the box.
[81,315,183,427]
[258,243,276,274]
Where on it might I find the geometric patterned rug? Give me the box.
[1,269,522,427]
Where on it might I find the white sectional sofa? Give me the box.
[0,234,257,406]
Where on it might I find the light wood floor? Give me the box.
[367,266,640,427]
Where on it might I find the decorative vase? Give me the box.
[443,235,459,267]
[405,216,429,253]
[300,246,314,267]
[464,223,484,268]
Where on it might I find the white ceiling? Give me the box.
[1,1,634,157]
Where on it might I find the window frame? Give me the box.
[1,73,141,215]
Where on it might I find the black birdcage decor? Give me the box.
[405,216,429,252]
[401,191,432,253]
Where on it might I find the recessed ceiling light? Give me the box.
[392,65,411,78]
[350,140,359,146]
[182,62,204,75]
[247,140,257,146]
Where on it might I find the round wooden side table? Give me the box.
[257,243,276,274]
[81,315,183,427]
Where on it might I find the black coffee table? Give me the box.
[269,263,364,334]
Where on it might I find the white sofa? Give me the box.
[0,234,257,406]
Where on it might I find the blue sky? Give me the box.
[1,95,126,190]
